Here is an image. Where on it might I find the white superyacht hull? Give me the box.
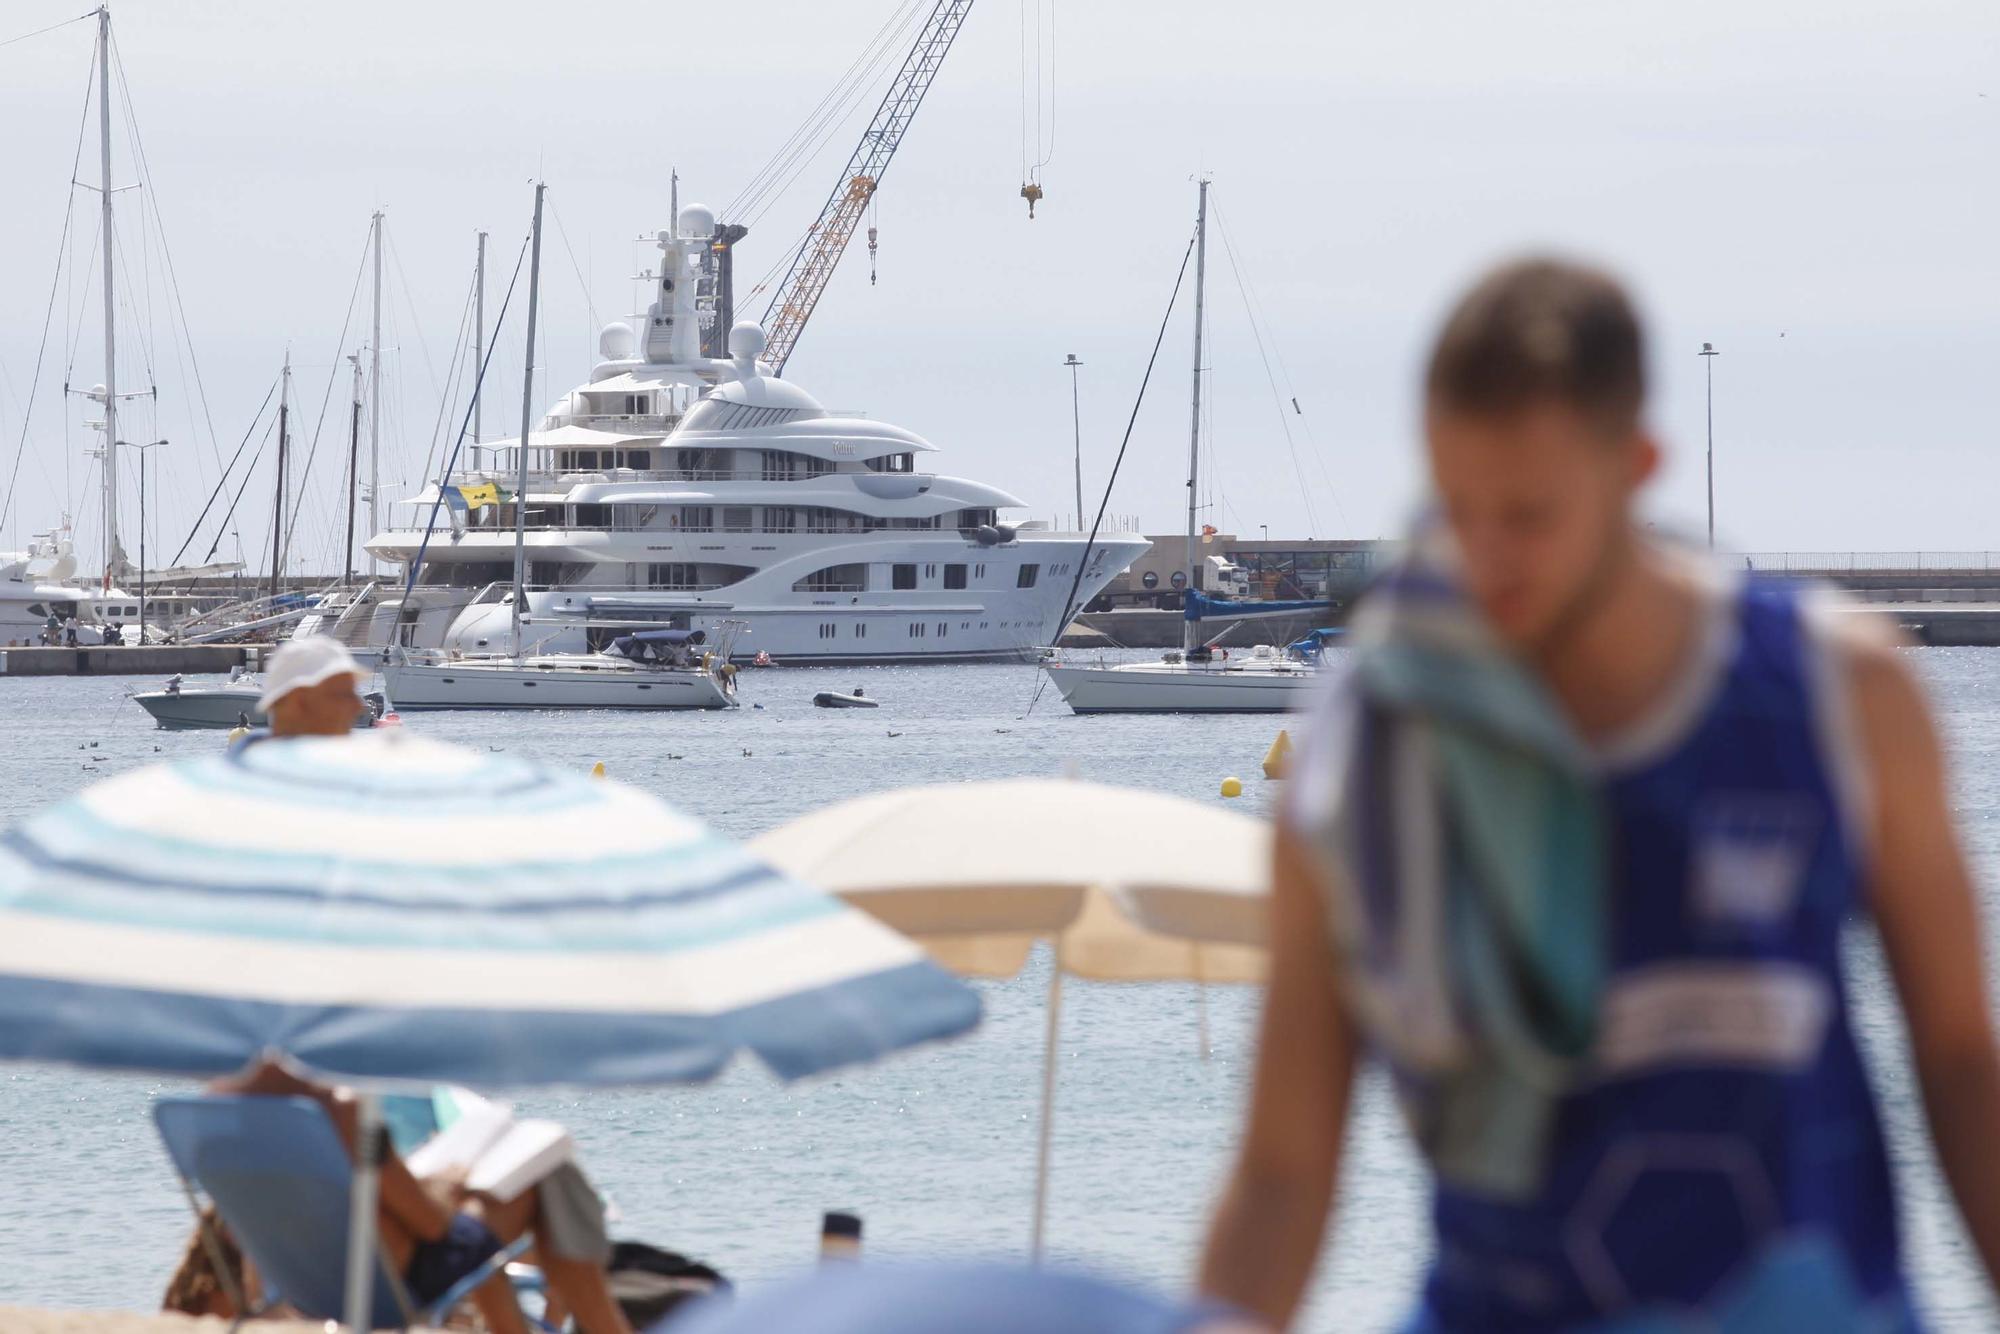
[382,658,735,711]
[1044,660,1318,714]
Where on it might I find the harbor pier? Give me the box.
[0,646,262,678]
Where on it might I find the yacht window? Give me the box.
[794,564,867,593]
[572,504,609,528]
[943,564,967,589]
[27,603,45,617]
[52,601,77,616]
[763,506,797,531]
[864,452,915,474]
[722,507,754,533]
[678,506,714,531]
[623,394,650,416]
[649,563,699,590]
[892,564,917,591]
[574,450,599,470]
[1016,564,1039,588]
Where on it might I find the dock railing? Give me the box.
[1736,552,2000,574]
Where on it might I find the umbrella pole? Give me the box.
[1030,956,1063,1263]
[343,1090,383,1331]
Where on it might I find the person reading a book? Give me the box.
[212,1054,634,1334]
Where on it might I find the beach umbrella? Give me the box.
[0,731,980,1328]
[750,778,1270,1257]
[668,1261,1224,1334]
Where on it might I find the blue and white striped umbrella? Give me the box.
[0,732,980,1086]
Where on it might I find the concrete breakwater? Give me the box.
[0,646,262,678]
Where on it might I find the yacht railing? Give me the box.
[452,467,928,486]
[382,518,964,537]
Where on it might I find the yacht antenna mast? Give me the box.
[1182,178,1209,655]
[95,6,122,588]
[511,184,546,655]
[368,209,384,572]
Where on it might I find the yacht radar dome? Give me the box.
[677,204,716,239]
[598,322,635,360]
[728,322,768,363]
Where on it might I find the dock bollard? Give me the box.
[820,1210,862,1262]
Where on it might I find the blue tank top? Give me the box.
[1414,578,1918,1332]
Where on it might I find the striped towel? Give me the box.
[1306,542,1608,1198]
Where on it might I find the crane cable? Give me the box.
[724,0,927,229]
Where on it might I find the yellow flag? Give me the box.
[458,482,501,509]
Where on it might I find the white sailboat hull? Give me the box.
[1044,661,1317,714]
[382,658,735,711]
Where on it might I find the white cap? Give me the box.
[257,637,363,710]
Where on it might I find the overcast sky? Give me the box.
[0,0,1995,575]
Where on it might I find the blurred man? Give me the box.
[258,637,366,737]
[1199,259,2000,1330]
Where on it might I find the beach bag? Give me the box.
[607,1240,731,1326]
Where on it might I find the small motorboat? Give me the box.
[132,673,387,730]
[812,689,878,710]
[752,650,775,668]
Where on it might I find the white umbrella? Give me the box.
[750,777,1271,1256]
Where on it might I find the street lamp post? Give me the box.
[1063,354,1084,530]
[1259,524,1269,543]
[1700,342,1719,549]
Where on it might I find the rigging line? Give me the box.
[1018,0,1028,177]
[168,373,276,567]
[1210,196,1329,538]
[401,228,532,602]
[201,410,278,565]
[110,35,226,478]
[723,0,924,221]
[1,52,96,544]
[546,194,600,335]
[386,231,444,399]
[272,230,370,560]
[62,217,101,377]
[0,9,92,51]
[1025,226,1201,718]
[413,268,478,494]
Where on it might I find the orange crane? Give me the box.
[757,0,975,377]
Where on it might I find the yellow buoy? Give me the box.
[1262,728,1293,780]
[590,761,606,779]
[1220,776,1244,799]
[225,725,249,747]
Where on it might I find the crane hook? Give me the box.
[1020,181,1043,219]
[867,225,878,285]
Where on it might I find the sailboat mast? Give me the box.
[96,6,120,587]
[512,184,546,654]
[368,209,383,572]
[1182,178,1210,655]
[268,359,290,605]
[473,230,487,443]
[344,353,362,586]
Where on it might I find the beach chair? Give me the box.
[154,1094,534,1331]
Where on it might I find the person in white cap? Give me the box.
[257,637,366,737]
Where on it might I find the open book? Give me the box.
[404,1091,574,1203]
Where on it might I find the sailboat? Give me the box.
[380,185,742,712]
[1043,180,1331,715]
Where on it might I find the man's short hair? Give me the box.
[1425,257,1645,434]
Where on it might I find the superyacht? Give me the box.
[357,205,1147,664]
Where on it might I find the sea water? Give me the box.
[0,648,1996,1329]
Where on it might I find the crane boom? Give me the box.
[758,0,975,376]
